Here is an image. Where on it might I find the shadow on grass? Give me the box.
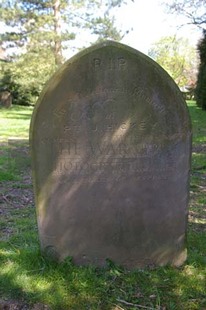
[0,105,33,117]
[1,217,206,309]
[0,246,112,309]
[3,113,33,120]
[0,139,31,181]
[7,139,31,169]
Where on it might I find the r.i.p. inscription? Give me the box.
[30,41,191,268]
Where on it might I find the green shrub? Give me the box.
[196,30,206,110]
[0,49,56,106]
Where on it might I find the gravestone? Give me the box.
[30,41,192,268]
[0,90,12,108]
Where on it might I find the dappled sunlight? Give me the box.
[0,249,66,302]
[183,265,205,280]
[15,274,52,294]
[189,216,206,225]
[112,118,131,143]
[0,222,206,309]
[0,259,17,275]
[0,249,20,258]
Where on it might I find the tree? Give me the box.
[165,1,206,109]
[0,0,76,66]
[165,0,206,29]
[0,0,126,63]
[0,0,127,105]
[196,30,206,110]
[83,0,124,42]
[148,36,198,87]
[0,49,56,105]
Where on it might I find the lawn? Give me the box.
[0,105,33,141]
[0,102,206,310]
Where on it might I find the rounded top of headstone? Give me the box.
[30,40,192,268]
[30,40,191,141]
[35,40,183,98]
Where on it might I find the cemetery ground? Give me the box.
[0,102,206,310]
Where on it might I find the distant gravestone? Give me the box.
[0,90,12,108]
[30,41,191,268]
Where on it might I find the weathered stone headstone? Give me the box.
[0,90,12,108]
[30,41,191,268]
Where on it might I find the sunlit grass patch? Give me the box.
[0,105,33,141]
[187,101,206,145]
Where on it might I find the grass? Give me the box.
[0,102,206,310]
[187,101,206,145]
[0,105,32,181]
[0,105,33,141]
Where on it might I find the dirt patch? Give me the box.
[0,176,34,216]
[0,185,34,210]
[0,142,34,242]
[0,141,33,203]
[0,144,48,309]
[0,300,50,310]
[192,143,206,153]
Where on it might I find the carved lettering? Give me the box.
[93,58,101,70]
[118,57,126,69]
[92,57,127,71]
[53,107,66,118]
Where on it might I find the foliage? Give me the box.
[148,36,198,86]
[165,0,206,29]
[0,102,206,309]
[0,50,56,105]
[0,0,127,105]
[196,30,206,110]
[0,0,127,57]
[164,1,206,110]
[83,0,125,42]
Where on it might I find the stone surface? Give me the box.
[30,41,192,268]
[0,90,12,108]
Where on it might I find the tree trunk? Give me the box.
[53,0,63,66]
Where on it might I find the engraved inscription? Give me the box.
[54,160,177,176]
[93,58,101,70]
[54,107,66,118]
[52,138,180,182]
[46,138,182,157]
[93,57,127,71]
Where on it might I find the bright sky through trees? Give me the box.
[116,0,202,54]
[0,0,203,58]
[60,0,203,58]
